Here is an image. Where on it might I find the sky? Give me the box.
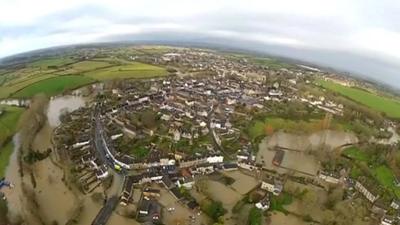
[1,0,400,87]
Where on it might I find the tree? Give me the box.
[324,186,343,210]
[248,207,262,225]
[201,200,226,221]
[140,110,157,129]
[264,124,274,136]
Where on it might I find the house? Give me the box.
[390,199,400,210]
[143,188,161,198]
[170,187,184,200]
[380,216,394,225]
[255,196,270,211]
[355,178,379,203]
[272,150,284,166]
[72,140,90,149]
[237,151,251,161]
[261,178,283,196]
[161,175,175,189]
[372,200,388,215]
[187,200,199,210]
[223,163,238,171]
[318,171,340,184]
[138,198,151,215]
[206,155,224,164]
[176,176,195,189]
[161,114,171,121]
[120,176,135,206]
[238,160,257,171]
[192,163,215,175]
[138,198,162,223]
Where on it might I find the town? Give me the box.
[2,46,400,225]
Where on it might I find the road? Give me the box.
[91,104,125,225]
[91,196,119,225]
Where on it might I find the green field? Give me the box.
[85,62,167,80]
[0,142,13,177]
[247,117,344,140]
[0,105,25,146]
[342,146,369,162]
[372,165,400,197]
[0,54,169,99]
[0,105,24,177]
[12,75,95,98]
[71,60,113,71]
[29,57,75,68]
[317,79,400,118]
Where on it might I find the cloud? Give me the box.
[1,0,400,87]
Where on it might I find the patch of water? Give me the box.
[47,95,85,127]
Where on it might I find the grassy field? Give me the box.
[0,105,24,146]
[317,79,400,118]
[12,75,95,98]
[0,55,169,99]
[247,117,343,140]
[372,165,400,197]
[29,57,75,68]
[0,105,24,177]
[270,192,293,214]
[0,142,13,177]
[71,60,113,71]
[85,62,167,80]
[250,57,295,69]
[342,146,369,162]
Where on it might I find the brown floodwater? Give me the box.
[47,95,85,127]
[3,95,87,224]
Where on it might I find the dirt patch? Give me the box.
[158,187,209,225]
[269,212,308,225]
[265,130,358,152]
[281,151,319,176]
[222,170,259,195]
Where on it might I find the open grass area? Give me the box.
[270,192,293,214]
[71,60,113,71]
[342,146,370,162]
[0,74,56,98]
[1,54,168,99]
[0,105,24,177]
[0,105,24,147]
[247,117,342,140]
[85,62,168,80]
[316,79,400,118]
[12,75,95,98]
[29,57,75,68]
[250,57,295,69]
[0,142,13,177]
[372,165,400,198]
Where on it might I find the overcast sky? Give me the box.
[1,0,399,86]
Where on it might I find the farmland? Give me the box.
[247,116,346,140]
[0,105,25,177]
[29,57,76,68]
[12,75,95,98]
[342,146,369,162]
[372,165,400,198]
[0,56,169,99]
[0,142,13,177]
[84,62,167,80]
[0,105,25,146]
[316,79,400,118]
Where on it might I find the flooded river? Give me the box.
[3,95,87,225]
[47,95,85,127]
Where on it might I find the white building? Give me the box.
[261,179,283,196]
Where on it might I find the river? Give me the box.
[3,95,86,225]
